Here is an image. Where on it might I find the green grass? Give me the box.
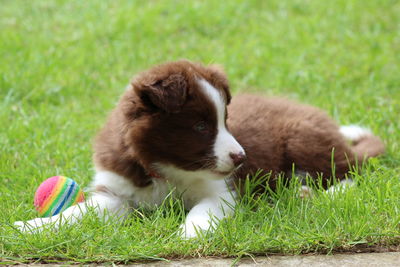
[1,0,399,264]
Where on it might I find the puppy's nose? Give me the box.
[229,152,246,167]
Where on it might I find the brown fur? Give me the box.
[352,135,385,159]
[93,60,385,192]
[228,94,385,189]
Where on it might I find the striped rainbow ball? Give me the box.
[34,176,85,217]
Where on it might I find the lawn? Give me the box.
[1,0,400,264]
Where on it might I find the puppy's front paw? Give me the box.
[14,220,27,230]
[179,223,200,239]
[179,217,214,239]
[14,220,35,233]
[299,185,313,199]
[14,218,47,233]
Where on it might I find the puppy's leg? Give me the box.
[14,191,130,233]
[14,170,134,233]
[289,170,354,198]
[286,121,355,187]
[288,170,314,199]
[326,178,354,195]
[181,190,236,239]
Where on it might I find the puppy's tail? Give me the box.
[340,125,385,161]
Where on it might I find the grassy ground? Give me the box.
[1,0,399,264]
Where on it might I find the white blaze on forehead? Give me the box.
[198,79,227,128]
[198,79,244,172]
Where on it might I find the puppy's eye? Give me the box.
[193,121,208,133]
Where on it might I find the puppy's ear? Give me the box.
[133,73,188,113]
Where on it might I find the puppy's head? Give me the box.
[122,60,245,179]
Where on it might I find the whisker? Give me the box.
[178,156,217,170]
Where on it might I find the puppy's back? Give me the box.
[228,94,384,190]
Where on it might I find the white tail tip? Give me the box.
[339,125,372,142]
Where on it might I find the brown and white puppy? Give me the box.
[15,60,384,238]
